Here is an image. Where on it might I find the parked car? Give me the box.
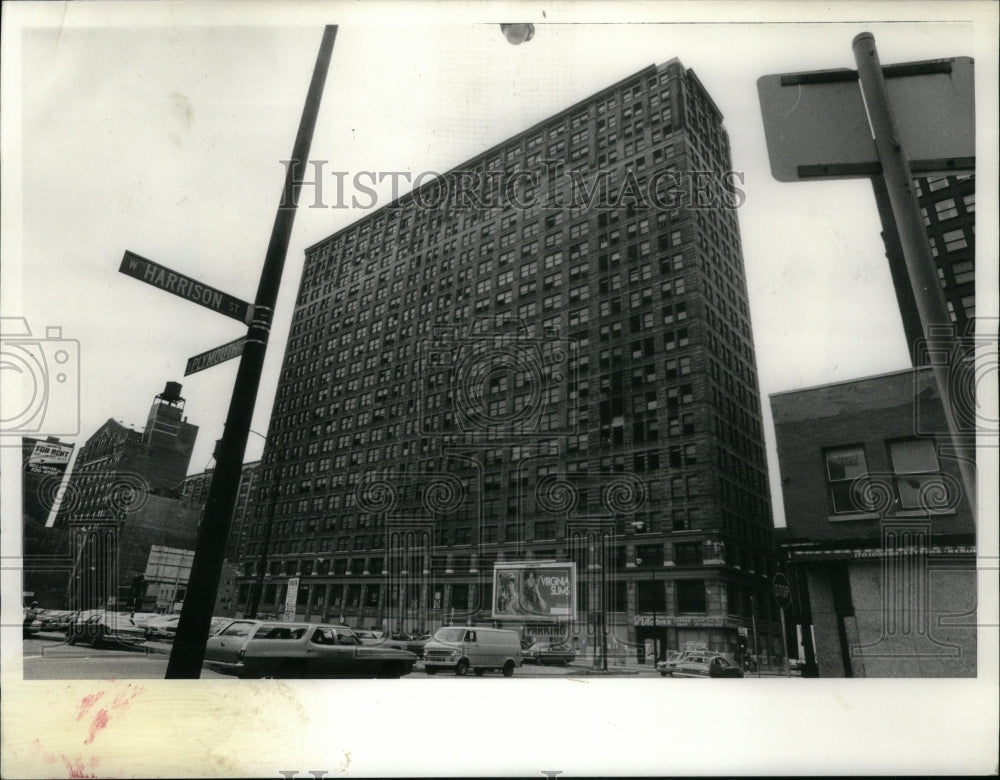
[144,614,229,641]
[656,651,695,677]
[66,611,147,647]
[670,653,744,678]
[353,628,382,645]
[203,620,418,679]
[422,627,522,677]
[522,641,576,666]
[383,631,428,658]
[356,630,428,658]
[23,607,43,638]
[36,609,74,632]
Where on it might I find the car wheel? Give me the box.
[473,668,485,676]
[89,627,107,647]
[455,659,470,676]
[378,662,403,679]
[502,661,515,678]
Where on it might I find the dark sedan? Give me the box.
[522,641,576,666]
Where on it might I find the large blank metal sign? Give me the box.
[758,57,974,181]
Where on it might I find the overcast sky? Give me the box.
[3,3,997,531]
[2,2,998,775]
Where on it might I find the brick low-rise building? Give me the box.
[771,367,976,677]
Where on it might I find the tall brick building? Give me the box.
[239,58,781,664]
[181,461,260,565]
[877,173,976,362]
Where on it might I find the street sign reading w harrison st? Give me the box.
[119,250,252,324]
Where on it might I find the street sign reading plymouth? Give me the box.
[492,562,576,620]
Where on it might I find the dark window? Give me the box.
[824,446,872,514]
[676,580,706,614]
[674,542,703,566]
[889,439,946,511]
[451,584,469,610]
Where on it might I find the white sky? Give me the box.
[1,2,998,776]
[5,4,995,527]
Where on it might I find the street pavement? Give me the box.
[23,633,794,679]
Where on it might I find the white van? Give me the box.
[422,627,523,677]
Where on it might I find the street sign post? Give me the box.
[119,250,252,324]
[282,577,300,622]
[757,56,974,181]
[758,35,977,516]
[772,572,793,677]
[772,572,793,610]
[185,337,246,376]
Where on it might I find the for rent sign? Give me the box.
[492,562,576,620]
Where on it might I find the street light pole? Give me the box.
[245,430,283,620]
[166,25,337,678]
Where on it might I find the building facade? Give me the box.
[239,59,781,664]
[21,436,75,607]
[57,382,201,609]
[181,460,260,563]
[877,173,976,363]
[771,368,976,677]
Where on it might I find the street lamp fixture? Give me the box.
[500,24,535,45]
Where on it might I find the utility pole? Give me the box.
[166,26,337,678]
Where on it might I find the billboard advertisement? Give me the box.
[492,561,576,620]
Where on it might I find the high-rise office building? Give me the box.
[240,58,781,665]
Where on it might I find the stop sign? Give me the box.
[772,573,793,610]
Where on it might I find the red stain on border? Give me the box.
[77,692,105,721]
[77,683,146,746]
[84,709,109,745]
[60,754,96,778]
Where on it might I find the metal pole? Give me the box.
[248,443,281,619]
[601,535,608,672]
[650,565,658,664]
[751,594,760,678]
[852,32,977,513]
[779,607,791,677]
[166,26,337,678]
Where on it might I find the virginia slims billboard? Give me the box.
[492,562,576,620]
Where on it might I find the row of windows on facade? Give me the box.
[298,175,742,313]
[308,65,720,241]
[292,227,747,358]
[300,208,744,327]
[242,577,772,622]
[284,265,754,401]
[244,535,770,584]
[242,497,764,561]
[249,423,768,506]
[272,325,725,432]
[300,130,708,268]
[824,438,954,515]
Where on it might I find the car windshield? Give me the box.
[434,628,466,643]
